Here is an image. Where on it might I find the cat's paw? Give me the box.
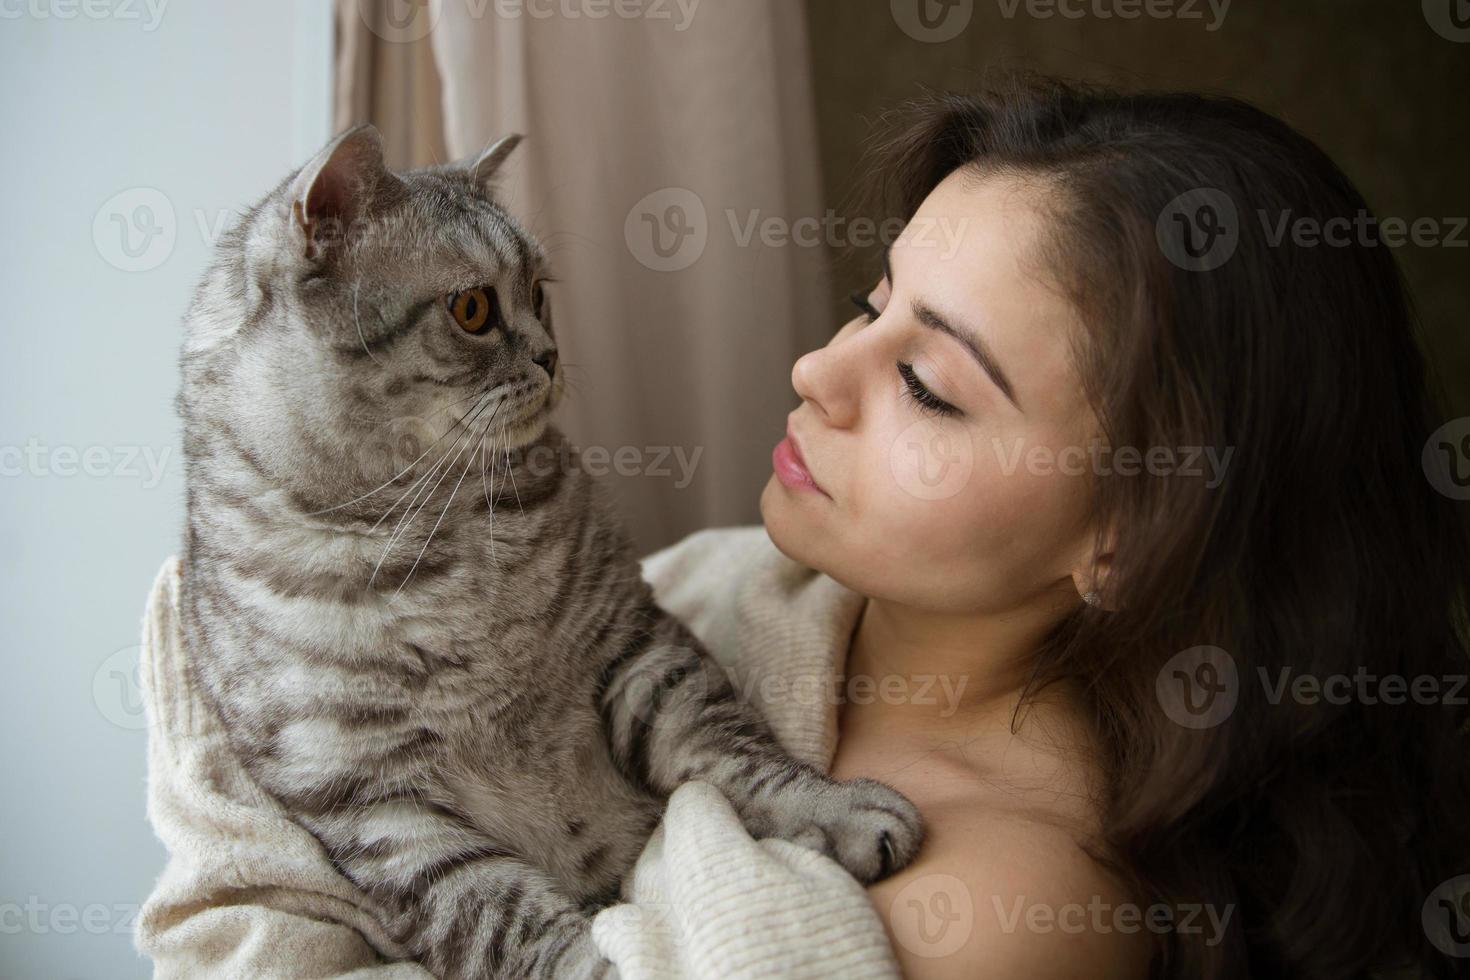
[772,776,925,885]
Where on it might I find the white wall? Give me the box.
[0,3,332,975]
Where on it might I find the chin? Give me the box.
[759,475,818,567]
[501,413,550,451]
[488,400,553,451]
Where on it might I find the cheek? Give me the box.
[855,419,1093,586]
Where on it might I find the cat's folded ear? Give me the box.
[288,125,398,260]
[462,133,524,194]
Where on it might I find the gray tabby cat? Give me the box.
[176,125,924,979]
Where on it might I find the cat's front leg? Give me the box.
[599,625,925,886]
[312,808,617,980]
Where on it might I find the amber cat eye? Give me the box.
[448,287,497,334]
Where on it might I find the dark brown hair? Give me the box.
[856,73,1470,980]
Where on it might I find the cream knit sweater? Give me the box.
[134,525,901,979]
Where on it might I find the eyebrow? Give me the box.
[881,244,1020,411]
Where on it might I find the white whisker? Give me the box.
[480,436,497,563]
[395,412,489,596]
[366,392,495,534]
[352,279,383,367]
[368,395,496,587]
[503,444,525,518]
[308,387,489,516]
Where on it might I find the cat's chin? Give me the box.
[489,403,553,451]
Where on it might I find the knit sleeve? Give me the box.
[590,781,902,980]
[133,557,434,979]
[637,525,774,675]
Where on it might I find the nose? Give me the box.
[791,341,860,428]
[533,348,558,378]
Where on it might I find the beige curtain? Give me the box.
[334,1,448,169]
[336,0,831,555]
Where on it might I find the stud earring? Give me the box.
[1082,591,1102,608]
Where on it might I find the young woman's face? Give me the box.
[760,169,1105,615]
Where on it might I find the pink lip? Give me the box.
[773,424,827,496]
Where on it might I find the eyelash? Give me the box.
[847,291,962,419]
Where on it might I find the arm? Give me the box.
[135,557,434,979]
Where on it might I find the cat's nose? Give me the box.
[533,348,558,378]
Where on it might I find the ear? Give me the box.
[463,133,524,193]
[1069,522,1118,611]
[287,125,389,259]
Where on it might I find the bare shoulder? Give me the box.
[864,798,1153,980]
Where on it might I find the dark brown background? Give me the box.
[804,0,1470,414]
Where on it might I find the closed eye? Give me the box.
[898,361,961,418]
[848,291,961,418]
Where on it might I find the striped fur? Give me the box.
[175,127,924,980]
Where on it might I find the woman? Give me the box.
[135,74,1469,979]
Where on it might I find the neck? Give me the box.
[841,588,1077,737]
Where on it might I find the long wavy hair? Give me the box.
[855,73,1470,979]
